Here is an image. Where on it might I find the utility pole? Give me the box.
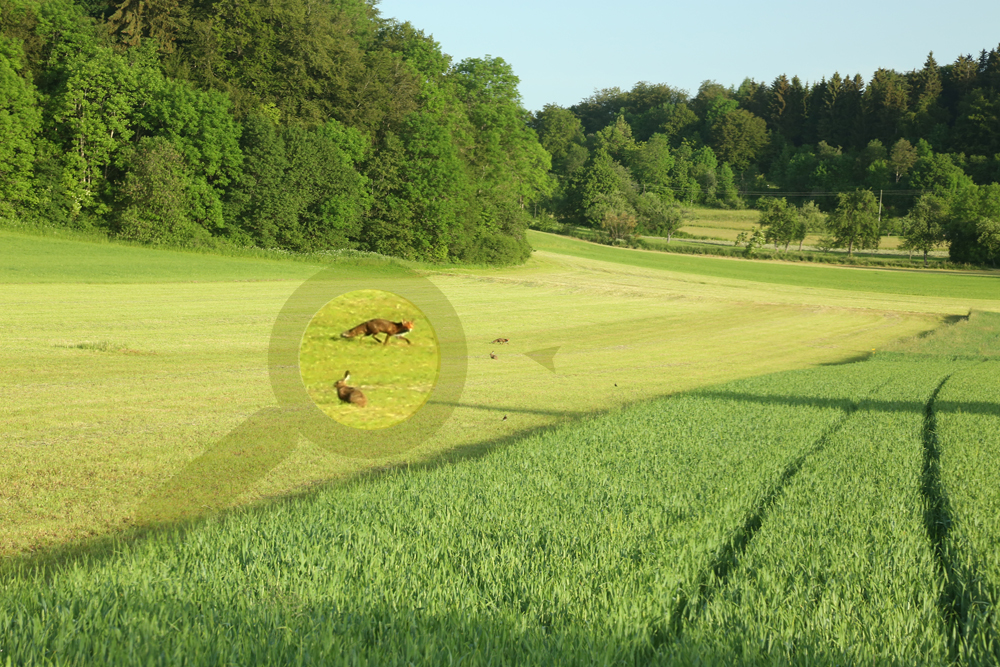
[878,189,883,224]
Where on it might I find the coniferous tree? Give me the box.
[865,68,909,146]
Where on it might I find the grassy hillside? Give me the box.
[2,230,998,557]
[0,229,326,283]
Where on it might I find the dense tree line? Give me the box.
[531,49,1000,265]
[2,0,998,266]
[0,0,550,263]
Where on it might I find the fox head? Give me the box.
[402,320,415,331]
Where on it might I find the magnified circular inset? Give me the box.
[299,290,439,429]
[269,264,466,459]
[141,265,466,523]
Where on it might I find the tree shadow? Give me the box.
[428,400,589,419]
[7,371,997,580]
[0,408,590,580]
[695,390,1000,418]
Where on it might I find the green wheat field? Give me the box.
[2,227,1000,665]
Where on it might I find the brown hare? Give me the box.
[334,371,367,407]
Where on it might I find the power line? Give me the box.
[742,190,925,197]
[645,182,926,198]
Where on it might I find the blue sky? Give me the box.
[374,0,1000,113]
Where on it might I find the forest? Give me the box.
[0,0,998,265]
[533,53,1000,266]
[0,0,549,264]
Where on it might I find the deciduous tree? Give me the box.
[530,103,585,174]
[889,138,917,183]
[757,196,797,250]
[635,191,681,241]
[627,133,674,194]
[708,108,768,171]
[828,189,881,256]
[900,193,947,266]
[50,45,143,215]
[0,36,41,213]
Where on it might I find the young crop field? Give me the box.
[935,359,1000,662]
[670,359,962,664]
[3,313,999,665]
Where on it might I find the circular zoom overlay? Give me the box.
[269,265,467,459]
[299,290,439,430]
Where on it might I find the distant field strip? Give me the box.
[0,230,322,283]
[528,230,1000,303]
[4,342,999,664]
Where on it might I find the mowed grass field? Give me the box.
[2,228,999,558]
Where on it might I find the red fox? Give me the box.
[334,371,367,407]
[340,319,414,345]
[491,337,509,344]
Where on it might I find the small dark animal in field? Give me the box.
[341,319,414,345]
[502,415,507,421]
[491,337,509,344]
[490,351,498,359]
[335,371,367,407]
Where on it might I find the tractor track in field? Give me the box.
[648,365,1000,662]
[921,367,1000,664]
[650,380,892,654]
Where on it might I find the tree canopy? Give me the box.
[3,0,1000,265]
[0,0,548,264]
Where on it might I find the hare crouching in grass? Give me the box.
[335,371,367,407]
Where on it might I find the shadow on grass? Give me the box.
[7,355,998,581]
[693,389,1000,418]
[814,353,873,366]
[0,405,591,581]
[430,400,589,418]
[0,588,884,667]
